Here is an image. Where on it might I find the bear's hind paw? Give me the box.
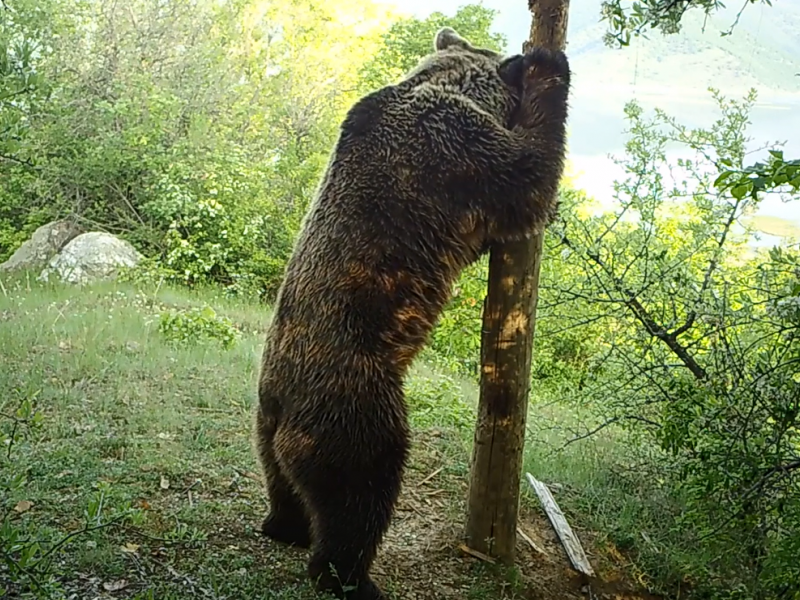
[261,512,312,549]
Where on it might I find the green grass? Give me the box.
[0,278,302,598]
[0,277,546,599]
[0,275,691,600]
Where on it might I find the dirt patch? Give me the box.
[333,431,662,600]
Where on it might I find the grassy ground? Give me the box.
[0,276,664,600]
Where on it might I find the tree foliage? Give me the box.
[358,4,506,92]
[0,0,395,296]
[546,90,799,597]
[600,0,772,47]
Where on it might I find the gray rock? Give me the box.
[39,232,143,284]
[0,220,82,272]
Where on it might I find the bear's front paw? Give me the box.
[521,47,570,91]
[511,47,570,129]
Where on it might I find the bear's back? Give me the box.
[262,33,520,389]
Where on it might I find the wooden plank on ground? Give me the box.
[525,472,595,577]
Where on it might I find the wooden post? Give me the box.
[465,0,570,564]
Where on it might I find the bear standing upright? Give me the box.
[254,27,570,600]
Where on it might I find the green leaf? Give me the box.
[768,149,784,160]
[713,170,735,188]
[730,184,749,199]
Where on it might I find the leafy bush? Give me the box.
[158,306,241,349]
[0,0,392,296]
[141,157,302,298]
[543,89,800,599]
[405,373,475,430]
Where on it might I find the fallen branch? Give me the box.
[458,543,497,564]
[418,466,443,487]
[516,526,547,556]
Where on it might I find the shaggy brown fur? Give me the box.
[254,27,570,600]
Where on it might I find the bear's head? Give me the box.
[403,27,524,127]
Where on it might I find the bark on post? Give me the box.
[465,0,570,564]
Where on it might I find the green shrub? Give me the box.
[158,306,241,349]
[405,373,474,430]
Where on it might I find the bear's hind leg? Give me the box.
[307,471,401,600]
[254,406,312,549]
[284,445,406,600]
[261,475,311,549]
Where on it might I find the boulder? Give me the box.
[0,220,82,272]
[39,232,143,284]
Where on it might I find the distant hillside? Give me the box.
[565,0,800,96]
[477,0,800,96]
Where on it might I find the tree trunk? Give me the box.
[465,0,570,564]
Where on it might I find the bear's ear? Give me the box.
[434,27,470,51]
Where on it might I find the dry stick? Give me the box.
[418,466,443,487]
[458,543,497,564]
[516,526,547,556]
[464,0,571,565]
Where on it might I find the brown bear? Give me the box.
[254,27,570,600]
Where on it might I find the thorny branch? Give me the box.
[557,414,661,451]
[559,229,708,380]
